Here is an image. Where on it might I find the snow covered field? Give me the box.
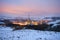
[0,26,60,40]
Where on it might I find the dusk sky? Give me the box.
[0,0,60,18]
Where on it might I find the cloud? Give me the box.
[0,0,60,18]
[1,5,32,14]
[1,0,60,14]
[1,4,60,14]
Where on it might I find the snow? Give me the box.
[0,26,60,40]
[0,22,5,24]
[0,26,13,30]
[48,20,60,24]
[51,24,60,28]
[47,20,60,28]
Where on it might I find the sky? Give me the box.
[0,0,60,18]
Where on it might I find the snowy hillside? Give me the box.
[0,26,60,40]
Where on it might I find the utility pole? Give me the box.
[27,13,32,25]
[28,13,30,21]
